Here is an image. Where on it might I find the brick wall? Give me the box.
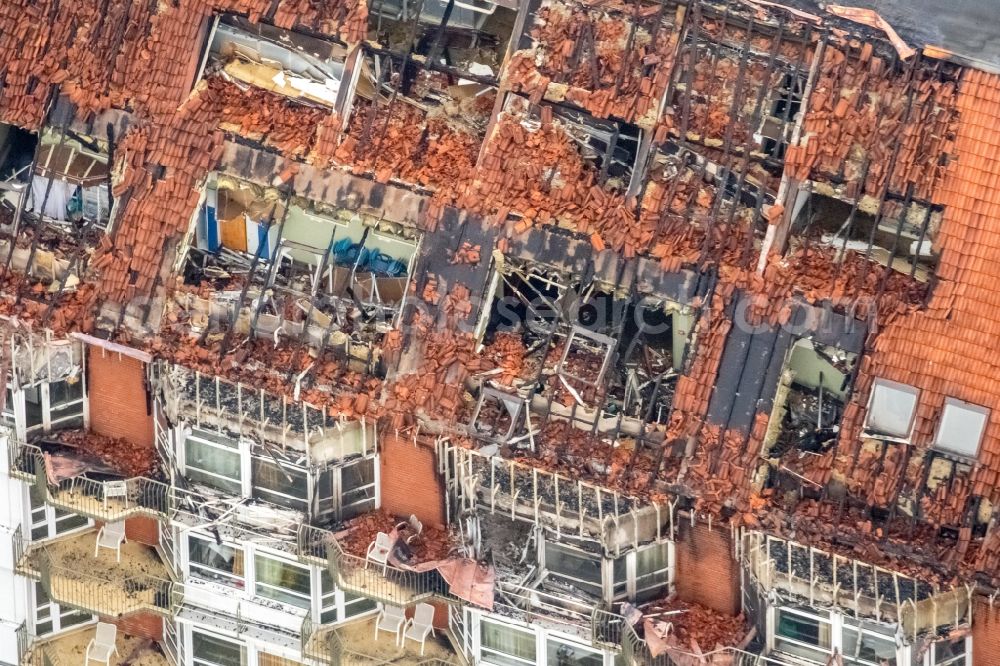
[87,349,153,447]
[974,602,1000,664]
[379,434,445,528]
[674,518,740,615]
[103,612,164,642]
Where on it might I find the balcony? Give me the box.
[17,623,171,666]
[741,530,972,637]
[9,440,170,522]
[302,612,459,666]
[14,527,178,618]
[297,524,455,607]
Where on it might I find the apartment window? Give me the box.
[184,429,243,494]
[47,379,84,429]
[320,570,377,623]
[188,534,245,588]
[865,379,919,440]
[33,580,91,636]
[543,542,602,597]
[192,630,245,666]
[931,637,968,665]
[633,542,671,602]
[934,398,989,459]
[254,553,311,609]
[3,385,15,427]
[28,486,89,541]
[775,607,833,661]
[340,457,377,519]
[843,618,897,666]
[316,456,379,520]
[252,456,309,512]
[481,619,536,666]
[546,637,602,666]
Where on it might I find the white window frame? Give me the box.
[924,636,971,666]
[841,616,899,666]
[6,377,87,442]
[253,551,312,610]
[190,627,247,666]
[32,579,94,637]
[470,609,621,666]
[315,566,378,625]
[176,423,379,520]
[542,538,674,604]
[251,455,310,512]
[768,606,904,666]
[864,378,919,442]
[178,426,249,496]
[933,398,989,460]
[25,484,92,543]
[186,532,247,590]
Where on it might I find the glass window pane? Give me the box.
[60,609,92,629]
[544,542,602,596]
[24,386,43,430]
[866,379,918,438]
[546,638,603,666]
[343,591,377,618]
[185,434,242,494]
[48,380,83,406]
[192,631,244,666]
[251,457,308,511]
[935,399,989,458]
[935,638,966,664]
[775,609,832,661]
[254,554,311,609]
[189,536,244,587]
[481,620,535,666]
[341,459,374,493]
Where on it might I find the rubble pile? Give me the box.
[212,78,327,157]
[644,598,748,653]
[54,428,159,478]
[341,510,454,562]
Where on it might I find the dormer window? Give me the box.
[864,378,919,441]
[934,398,989,459]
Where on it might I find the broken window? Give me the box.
[934,398,989,459]
[251,454,309,512]
[315,456,379,521]
[254,552,311,609]
[27,128,111,229]
[201,15,348,108]
[188,533,246,588]
[930,637,969,666]
[865,378,919,442]
[11,377,86,439]
[770,340,855,461]
[842,618,897,666]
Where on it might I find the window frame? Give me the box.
[32,579,93,636]
[191,628,246,666]
[480,618,537,666]
[26,484,92,543]
[253,552,312,609]
[933,398,989,460]
[187,532,247,590]
[180,427,247,496]
[864,378,920,442]
[7,377,88,441]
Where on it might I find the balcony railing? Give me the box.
[8,441,170,521]
[15,623,68,666]
[26,544,179,618]
[298,524,452,606]
[741,529,971,637]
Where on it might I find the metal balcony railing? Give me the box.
[14,623,67,666]
[8,441,170,521]
[34,547,179,618]
[298,524,452,606]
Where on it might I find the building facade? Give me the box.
[0,1,997,666]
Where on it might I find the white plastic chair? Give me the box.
[102,480,128,512]
[395,514,423,545]
[85,622,119,666]
[94,520,127,562]
[365,532,393,574]
[374,603,406,646]
[402,603,436,655]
